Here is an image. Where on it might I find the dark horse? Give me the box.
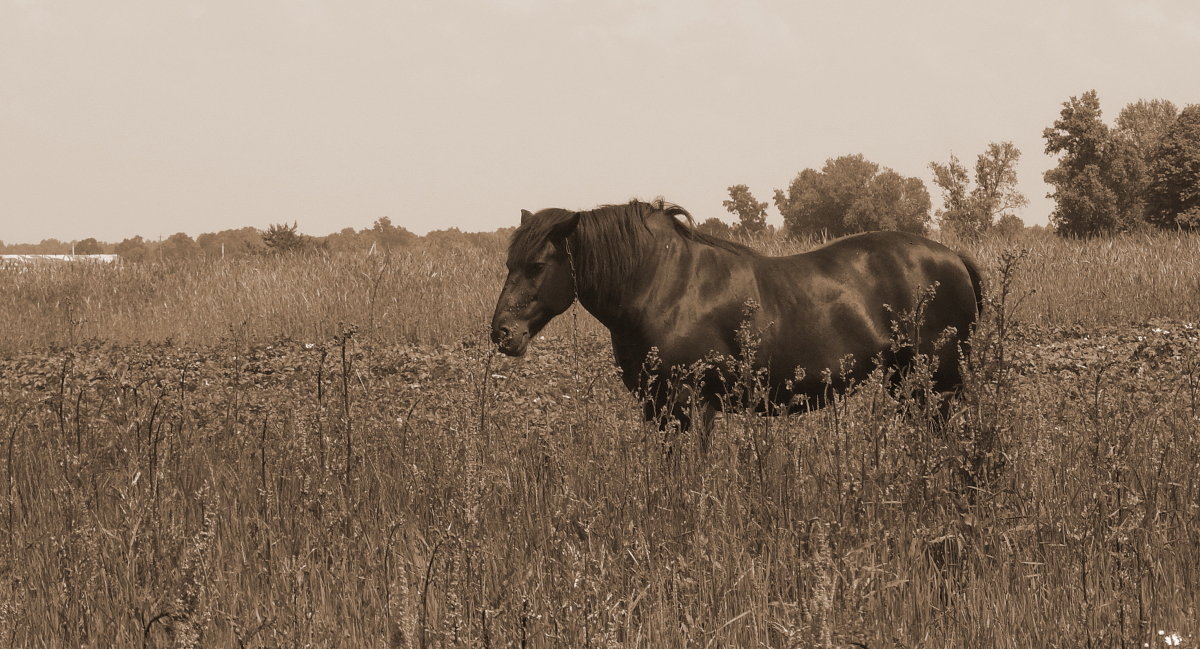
[491,199,983,431]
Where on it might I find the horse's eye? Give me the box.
[525,262,546,274]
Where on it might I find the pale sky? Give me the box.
[3,0,1199,243]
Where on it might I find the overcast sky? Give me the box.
[3,0,1199,243]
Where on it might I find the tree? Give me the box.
[930,154,973,232]
[845,170,931,234]
[115,236,149,262]
[198,227,265,258]
[975,142,1028,226]
[368,217,416,250]
[930,142,1027,238]
[424,227,499,249]
[696,217,734,239]
[159,233,199,260]
[995,214,1025,238]
[33,239,69,254]
[774,168,836,237]
[1116,99,1179,154]
[774,154,930,238]
[74,238,103,254]
[1147,104,1200,229]
[322,227,368,253]
[263,222,312,253]
[1043,91,1128,236]
[722,184,769,236]
[1111,99,1179,223]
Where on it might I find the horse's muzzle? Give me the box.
[492,324,529,357]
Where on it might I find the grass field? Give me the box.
[1,229,1199,647]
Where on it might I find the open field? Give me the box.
[2,230,1200,647]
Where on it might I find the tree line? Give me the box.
[713,90,1200,240]
[0,217,503,261]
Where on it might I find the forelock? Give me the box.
[507,208,577,265]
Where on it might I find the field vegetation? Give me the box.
[1,228,1199,647]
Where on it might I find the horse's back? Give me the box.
[749,231,979,393]
[755,231,969,304]
[775,230,975,310]
[808,230,977,333]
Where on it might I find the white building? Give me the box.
[0,254,120,268]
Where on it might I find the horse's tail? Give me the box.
[958,252,985,317]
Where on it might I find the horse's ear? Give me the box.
[520,209,533,225]
[549,213,580,240]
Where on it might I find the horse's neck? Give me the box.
[575,237,678,332]
[576,279,638,332]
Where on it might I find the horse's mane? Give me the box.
[510,198,755,261]
[508,199,759,298]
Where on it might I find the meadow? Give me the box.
[1,229,1199,648]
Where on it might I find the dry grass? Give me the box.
[1,230,1198,647]
[0,237,511,353]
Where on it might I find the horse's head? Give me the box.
[491,208,581,356]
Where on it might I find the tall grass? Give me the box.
[1,230,1199,646]
[964,229,1200,328]
[0,239,511,353]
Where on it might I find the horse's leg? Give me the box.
[932,349,1003,494]
[930,365,962,426]
[884,347,926,416]
[886,333,970,426]
[929,338,973,425]
[886,358,956,426]
[640,386,688,441]
[641,398,664,427]
[642,382,717,454]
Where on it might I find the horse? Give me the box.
[490,199,983,434]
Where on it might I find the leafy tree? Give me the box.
[423,227,500,249]
[844,170,931,234]
[74,238,104,254]
[323,227,368,253]
[722,184,769,236]
[930,142,1027,238]
[1111,99,1179,223]
[159,233,199,260]
[774,154,930,237]
[423,227,467,244]
[974,142,1028,225]
[263,222,312,253]
[1147,104,1200,229]
[775,158,869,237]
[1043,91,1130,236]
[930,154,973,232]
[774,168,834,236]
[198,227,266,258]
[1116,99,1179,153]
[994,214,1026,238]
[696,217,734,239]
[115,236,149,262]
[369,217,416,250]
[31,239,69,254]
